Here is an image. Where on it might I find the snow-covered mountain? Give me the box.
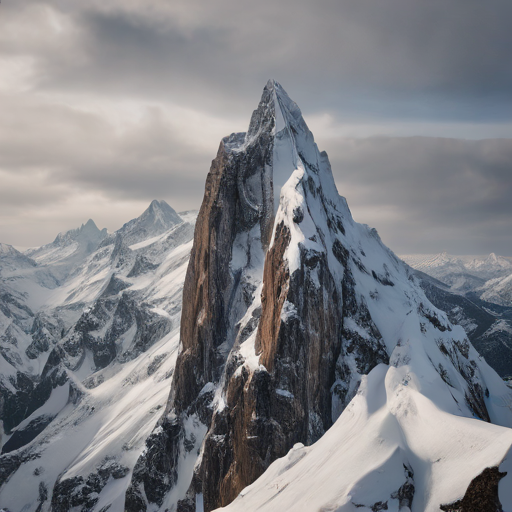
[26,219,108,280]
[116,199,183,247]
[481,273,512,307]
[402,253,512,280]
[0,205,197,511]
[404,270,512,377]
[2,80,512,512]
[400,254,512,378]
[125,81,512,512]
[402,252,512,296]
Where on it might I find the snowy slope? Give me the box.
[0,203,195,512]
[218,364,512,512]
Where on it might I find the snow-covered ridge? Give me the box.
[0,200,196,512]
[401,252,512,281]
[26,219,108,268]
[402,251,512,316]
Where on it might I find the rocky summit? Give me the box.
[126,81,512,512]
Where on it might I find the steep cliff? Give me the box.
[127,81,512,512]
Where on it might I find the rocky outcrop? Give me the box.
[126,84,277,511]
[440,466,507,512]
[51,459,129,512]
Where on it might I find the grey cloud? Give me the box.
[4,0,512,119]
[1,0,511,254]
[326,137,512,255]
[5,0,512,121]
[0,96,211,205]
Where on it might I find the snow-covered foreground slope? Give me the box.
[218,363,512,512]
[0,206,197,511]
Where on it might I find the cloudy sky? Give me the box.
[1,0,511,255]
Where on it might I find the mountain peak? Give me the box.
[240,80,345,220]
[487,252,499,263]
[141,199,181,223]
[148,199,165,209]
[116,199,182,246]
[126,81,512,512]
[80,219,101,235]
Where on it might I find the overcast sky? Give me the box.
[1,0,511,255]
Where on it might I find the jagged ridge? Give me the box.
[126,81,512,512]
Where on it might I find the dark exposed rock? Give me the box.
[126,417,182,511]
[51,459,129,512]
[391,464,415,510]
[25,312,64,359]
[0,371,35,433]
[147,353,169,376]
[0,450,41,487]
[440,466,506,512]
[100,274,131,298]
[127,254,160,278]
[1,414,55,454]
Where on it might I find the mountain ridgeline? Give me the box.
[0,200,196,511]
[126,81,512,512]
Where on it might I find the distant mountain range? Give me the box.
[400,252,512,378]
[0,200,197,511]
[401,252,512,300]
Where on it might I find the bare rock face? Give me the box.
[126,84,276,511]
[125,81,383,511]
[440,466,507,512]
[126,81,496,512]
